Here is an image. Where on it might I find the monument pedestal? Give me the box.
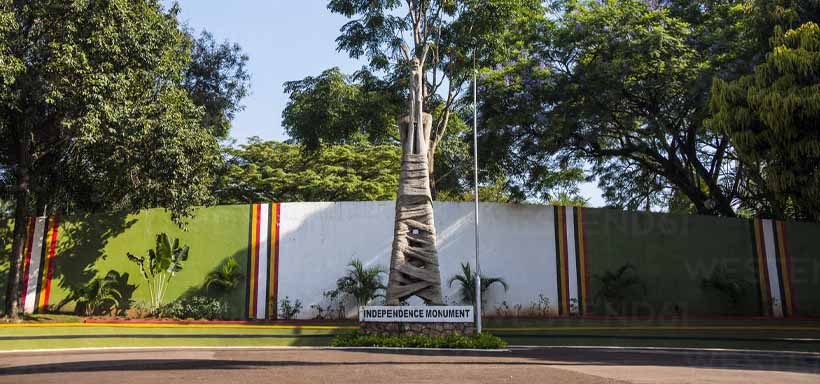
[360,321,476,337]
[358,305,476,337]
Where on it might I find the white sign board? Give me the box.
[359,306,474,323]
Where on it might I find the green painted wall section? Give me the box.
[785,221,820,317]
[583,208,762,317]
[48,205,250,319]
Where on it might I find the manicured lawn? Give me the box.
[1,317,818,352]
[1,313,85,324]
[0,335,333,350]
[485,317,820,352]
[0,324,349,350]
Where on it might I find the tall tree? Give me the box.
[480,0,747,214]
[327,0,544,304]
[282,67,476,198]
[0,1,237,318]
[183,30,250,140]
[710,22,820,220]
[327,0,542,195]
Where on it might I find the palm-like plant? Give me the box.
[593,263,646,310]
[331,259,386,306]
[127,233,190,309]
[205,257,244,294]
[449,263,508,306]
[71,271,123,316]
[701,264,750,313]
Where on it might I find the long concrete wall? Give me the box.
[10,201,820,319]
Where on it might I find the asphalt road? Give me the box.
[1,346,819,383]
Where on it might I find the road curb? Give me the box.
[3,345,819,356]
[0,345,509,355]
[0,322,357,330]
[511,345,820,356]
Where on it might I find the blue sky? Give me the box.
[167,0,364,142]
[166,1,604,206]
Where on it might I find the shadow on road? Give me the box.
[1,347,819,376]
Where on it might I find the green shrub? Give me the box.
[593,263,646,314]
[331,332,507,349]
[449,262,508,306]
[326,259,386,307]
[278,296,303,320]
[701,264,752,314]
[158,296,224,320]
[127,233,190,309]
[62,271,123,316]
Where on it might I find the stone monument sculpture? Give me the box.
[385,58,443,306]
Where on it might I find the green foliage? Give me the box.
[0,0,227,221]
[593,263,647,313]
[127,233,190,309]
[1,1,249,315]
[325,0,546,198]
[474,0,820,218]
[549,193,589,208]
[65,271,123,317]
[436,176,522,203]
[331,332,507,349]
[204,257,244,295]
[710,22,820,221]
[0,2,22,110]
[281,68,477,199]
[481,0,738,214]
[448,263,508,306]
[215,139,401,203]
[701,264,751,314]
[157,296,224,320]
[282,67,402,149]
[327,259,386,307]
[183,30,251,140]
[745,0,820,54]
[278,296,303,320]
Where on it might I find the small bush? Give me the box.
[593,263,646,315]
[326,259,386,307]
[158,296,224,320]
[331,332,507,349]
[278,296,303,320]
[701,264,751,314]
[63,271,123,316]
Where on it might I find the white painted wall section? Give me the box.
[277,201,560,319]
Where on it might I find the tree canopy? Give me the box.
[0,1,249,219]
[0,0,248,317]
[324,0,544,196]
[215,139,401,203]
[282,67,403,149]
[184,30,250,140]
[710,22,820,220]
[282,67,479,199]
[470,0,820,218]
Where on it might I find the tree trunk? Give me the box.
[385,59,443,305]
[4,134,31,319]
[427,150,436,200]
[427,106,449,201]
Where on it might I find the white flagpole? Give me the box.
[473,65,482,334]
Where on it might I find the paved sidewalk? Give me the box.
[0,346,818,383]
